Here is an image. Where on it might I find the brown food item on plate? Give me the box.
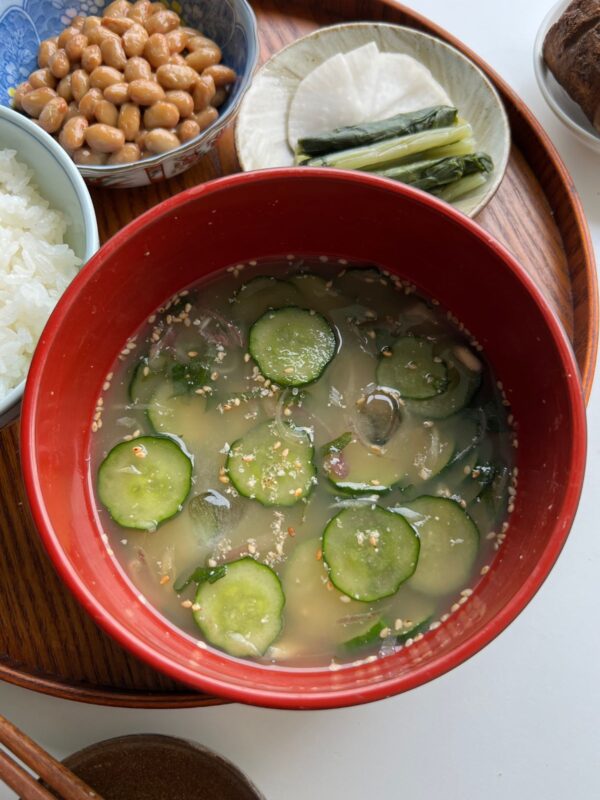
[15,3,236,165]
[543,0,600,131]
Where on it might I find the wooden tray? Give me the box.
[0,0,596,709]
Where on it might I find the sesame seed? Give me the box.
[191,603,201,612]
[451,603,460,613]
[91,421,98,433]
[159,575,170,585]
[287,527,296,537]
[480,565,490,575]
[284,367,294,374]
[294,488,303,497]
[316,549,322,561]
[208,558,217,567]
[218,475,230,484]
[211,371,219,381]
[460,588,473,597]
[382,349,393,358]
[379,627,392,639]
[283,408,292,417]
[282,448,289,458]
[102,381,110,391]
[370,479,380,486]
[143,366,150,377]
[181,600,193,608]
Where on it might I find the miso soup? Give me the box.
[92,259,515,667]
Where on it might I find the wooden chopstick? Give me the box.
[0,749,57,800]
[0,714,102,800]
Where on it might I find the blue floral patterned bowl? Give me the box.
[0,0,258,187]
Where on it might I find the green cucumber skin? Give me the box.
[343,620,386,652]
[249,306,337,388]
[97,435,192,531]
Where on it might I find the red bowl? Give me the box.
[21,169,586,709]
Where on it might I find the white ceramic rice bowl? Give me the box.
[0,105,99,428]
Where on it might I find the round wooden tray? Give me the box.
[0,0,596,709]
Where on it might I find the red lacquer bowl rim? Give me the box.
[21,168,587,708]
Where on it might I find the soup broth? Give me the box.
[93,259,514,667]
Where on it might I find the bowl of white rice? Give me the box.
[0,105,98,429]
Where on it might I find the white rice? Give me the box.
[0,150,80,399]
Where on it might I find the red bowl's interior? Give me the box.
[22,169,586,709]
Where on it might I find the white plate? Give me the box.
[235,22,510,217]
[533,0,600,153]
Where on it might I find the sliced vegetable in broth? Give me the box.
[92,258,514,666]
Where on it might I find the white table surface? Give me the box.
[2,1,599,798]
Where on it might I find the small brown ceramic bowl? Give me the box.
[41,734,264,800]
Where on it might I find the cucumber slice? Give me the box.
[468,464,510,531]
[396,615,433,644]
[334,267,391,306]
[453,460,496,505]
[385,586,437,638]
[226,419,316,506]
[249,306,337,387]
[278,538,370,656]
[406,346,482,418]
[147,381,207,441]
[324,422,454,493]
[98,436,192,531]
[342,611,432,651]
[377,337,448,399]
[290,273,350,312]
[343,620,387,651]
[193,558,285,657]
[129,358,165,405]
[187,492,221,545]
[397,496,479,596]
[231,276,302,324]
[323,506,420,602]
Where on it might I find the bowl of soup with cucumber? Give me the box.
[22,169,586,708]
